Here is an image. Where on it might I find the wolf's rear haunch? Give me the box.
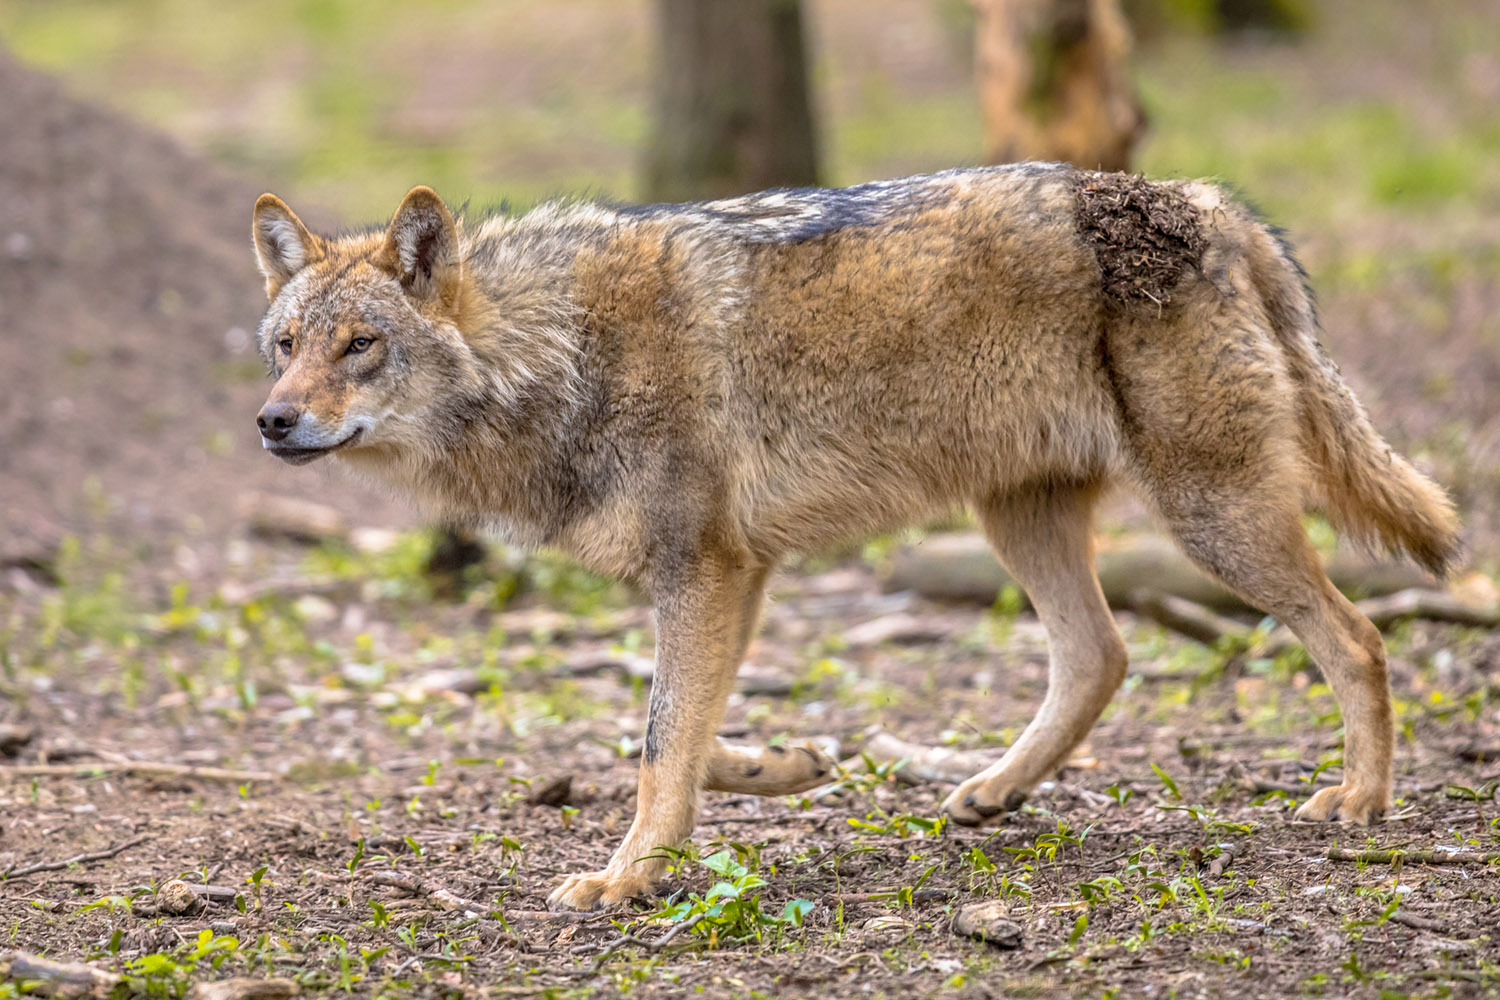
[249,163,1459,910]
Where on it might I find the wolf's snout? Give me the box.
[257,401,302,442]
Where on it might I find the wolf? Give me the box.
[249,164,1459,910]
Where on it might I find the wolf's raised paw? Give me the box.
[705,742,835,795]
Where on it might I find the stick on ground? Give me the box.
[0,762,274,783]
[1326,847,1500,866]
[2,834,149,879]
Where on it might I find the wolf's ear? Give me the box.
[379,186,461,307]
[253,194,323,300]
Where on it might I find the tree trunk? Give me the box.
[645,0,819,202]
[973,0,1144,171]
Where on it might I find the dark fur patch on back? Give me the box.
[1075,174,1206,308]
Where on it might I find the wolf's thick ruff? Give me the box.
[249,164,1459,910]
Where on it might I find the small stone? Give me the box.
[5,232,32,260]
[158,879,201,915]
[843,612,946,648]
[348,527,402,555]
[238,493,346,545]
[189,977,300,1000]
[292,595,338,625]
[341,662,385,687]
[953,900,1024,948]
[409,668,486,696]
[862,914,907,934]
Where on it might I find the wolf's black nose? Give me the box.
[257,402,301,442]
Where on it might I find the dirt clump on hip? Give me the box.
[1074,172,1206,308]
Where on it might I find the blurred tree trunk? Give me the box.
[645,0,819,202]
[973,0,1144,171]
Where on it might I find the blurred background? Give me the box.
[2,0,1497,566]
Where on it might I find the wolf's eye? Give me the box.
[277,337,293,356]
[347,336,374,354]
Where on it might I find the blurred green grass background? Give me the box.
[2,0,1496,297]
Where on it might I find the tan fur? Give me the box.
[248,165,1461,910]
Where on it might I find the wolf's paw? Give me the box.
[1295,783,1388,824]
[705,742,836,795]
[941,778,1028,827]
[547,869,651,911]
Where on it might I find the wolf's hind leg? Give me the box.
[704,740,835,795]
[1158,500,1393,822]
[942,483,1127,825]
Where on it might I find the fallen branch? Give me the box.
[885,532,1435,611]
[2,835,149,879]
[1356,589,1500,631]
[1326,847,1500,866]
[0,763,274,784]
[1127,591,1250,648]
[1128,587,1496,653]
[0,951,122,998]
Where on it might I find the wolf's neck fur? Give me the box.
[344,206,623,547]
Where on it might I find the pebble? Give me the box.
[952,900,1024,948]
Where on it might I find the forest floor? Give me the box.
[3,0,1500,997]
[2,529,1499,999]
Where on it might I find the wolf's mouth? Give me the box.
[267,427,364,466]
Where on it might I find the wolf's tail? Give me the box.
[1243,225,1461,577]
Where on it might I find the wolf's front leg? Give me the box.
[547,557,768,910]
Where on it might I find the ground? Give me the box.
[3,542,1499,998]
[1,0,1499,997]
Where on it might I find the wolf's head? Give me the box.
[250,186,483,467]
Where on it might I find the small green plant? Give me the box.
[648,849,814,948]
[246,866,270,913]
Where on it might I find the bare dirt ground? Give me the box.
[3,548,1499,999]
[3,5,1500,996]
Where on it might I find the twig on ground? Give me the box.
[1326,847,1500,866]
[2,834,149,879]
[389,953,461,978]
[581,912,707,966]
[1389,910,1448,932]
[1206,843,1239,877]
[1,762,274,783]
[489,908,623,926]
[831,888,957,904]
